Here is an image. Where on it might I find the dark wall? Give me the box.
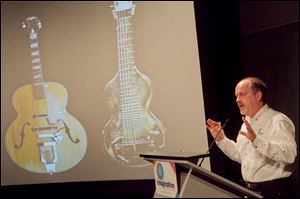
[194,1,245,185]
[238,1,299,35]
[195,0,299,197]
[239,2,298,197]
[241,21,299,198]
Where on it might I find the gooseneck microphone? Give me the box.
[198,118,230,167]
[178,118,230,197]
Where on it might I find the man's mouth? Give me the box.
[239,105,245,109]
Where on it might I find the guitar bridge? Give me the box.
[118,140,151,155]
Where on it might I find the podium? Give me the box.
[140,152,262,198]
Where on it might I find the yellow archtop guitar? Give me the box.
[5,16,87,174]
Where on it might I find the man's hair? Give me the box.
[243,77,268,104]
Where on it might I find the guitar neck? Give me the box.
[115,6,135,73]
[29,32,46,100]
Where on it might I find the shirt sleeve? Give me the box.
[252,115,297,164]
[216,136,242,164]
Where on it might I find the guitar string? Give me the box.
[122,8,145,145]
[118,9,125,143]
[124,10,138,145]
[123,10,134,144]
[122,9,134,144]
[30,32,43,132]
[120,10,128,144]
[117,10,128,144]
[30,30,51,139]
[119,9,135,145]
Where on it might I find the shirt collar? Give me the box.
[245,104,269,125]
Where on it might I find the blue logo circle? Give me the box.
[157,162,164,180]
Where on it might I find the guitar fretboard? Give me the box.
[115,8,144,138]
[29,33,46,100]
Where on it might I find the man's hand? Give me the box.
[239,117,256,142]
[206,119,225,142]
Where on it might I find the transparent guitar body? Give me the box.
[103,66,165,166]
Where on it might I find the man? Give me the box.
[206,77,297,198]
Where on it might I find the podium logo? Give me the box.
[157,162,164,180]
[154,162,177,197]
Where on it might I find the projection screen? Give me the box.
[1,1,210,186]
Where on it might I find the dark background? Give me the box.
[1,1,299,197]
[197,1,299,198]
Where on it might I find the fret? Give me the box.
[119,67,135,72]
[121,104,141,111]
[117,21,131,27]
[32,65,42,70]
[118,56,134,62]
[117,30,133,35]
[120,98,140,105]
[118,15,132,20]
[32,58,40,64]
[30,43,38,48]
[31,51,40,56]
[33,74,43,79]
[119,77,136,83]
[119,87,138,93]
[120,97,141,105]
[118,61,135,67]
[117,37,133,43]
[119,51,134,56]
[119,86,138,93]
[122,106,142,111]
[122,111,143,116]
[118,64,135,70]
[122,119,143,124]
[32,67,42,72]
[121,86,138,90]
[118,44,133,49]
[120,87,138,93]
[33,82,46,87]
[118,47,134,53]
[123,49,134,53]
[122,120,142,126]
[122,120,143,127]
[119,58,134,64]
[30,33,37,39]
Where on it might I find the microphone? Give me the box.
[178,118,230,197]
[197,118,230,167]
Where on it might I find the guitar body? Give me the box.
[5,82,87,173]
[103,66,165,166]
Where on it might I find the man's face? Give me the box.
[235,80,261,118]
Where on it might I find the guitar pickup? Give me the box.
[38,132,64,142]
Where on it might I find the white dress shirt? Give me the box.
[216,104,297,182]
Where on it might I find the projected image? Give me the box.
[102,1,166,167]
[5,16,88,174]
[2,2,208,185]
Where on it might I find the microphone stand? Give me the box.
[178,118,230,198]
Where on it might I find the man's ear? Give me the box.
[256,90,263,102]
